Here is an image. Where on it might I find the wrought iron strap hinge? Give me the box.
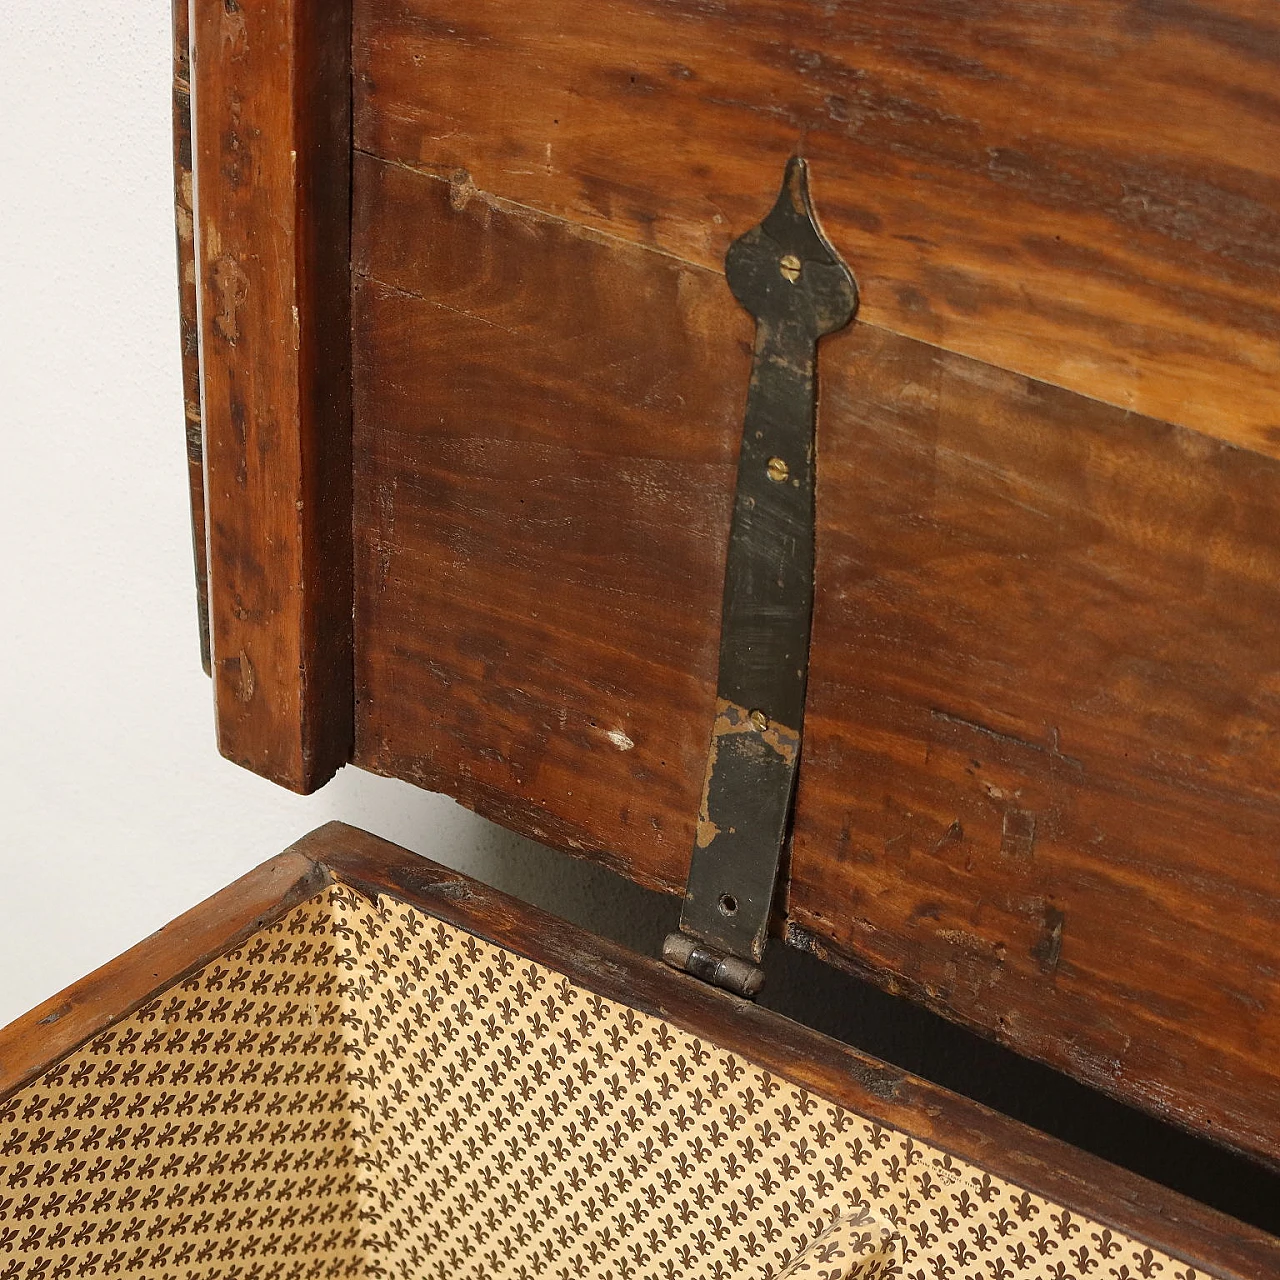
[663,157,858,999]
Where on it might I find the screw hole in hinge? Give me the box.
[718,894,739,916]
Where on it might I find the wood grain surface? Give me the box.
[789,320,1280,1169]
[191,0,354,791]
[351,154,1280,1166]
[352,155,747,886]
[172,0,209,674]
[354,0,1280,454]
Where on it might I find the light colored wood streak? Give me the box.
[355,0,1280,454]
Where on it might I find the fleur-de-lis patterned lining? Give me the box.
[0,881,1205,1280]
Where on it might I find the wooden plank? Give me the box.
[351,154,747,890]
[191,0,354,791]
[0,851,324,1101]
[172,0,209,673]
[789,320,1280,1170]
[355,0,1280,456]
[350,154,1280,1165]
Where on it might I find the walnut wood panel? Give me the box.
[191,0,354,791]
[2,822,1276,1278]
[352,154,749,889]
[355,0,1280,455]
[788,321,1280,1169]
[172,0,209,674]
[352,155,1280,1165]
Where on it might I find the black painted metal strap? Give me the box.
[664,157,857,998]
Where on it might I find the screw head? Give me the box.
[779,253,802,283]
[766,457,789,483]
[748,709,768,732]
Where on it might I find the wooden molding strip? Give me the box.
[171,0,210,675]
[191,0,354,791]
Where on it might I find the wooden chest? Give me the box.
[11,0,1272,1272]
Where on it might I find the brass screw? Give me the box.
[749,709,768,732]
[766,457,789,483]
[779,253,802,283]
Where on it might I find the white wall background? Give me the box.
[0,2,668,1028]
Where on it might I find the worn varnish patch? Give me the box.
[696,698,800,851]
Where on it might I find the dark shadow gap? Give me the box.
[760,935,1280,1235]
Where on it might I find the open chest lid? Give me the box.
[176,0,1280,1170]
[1,822,1276,1279]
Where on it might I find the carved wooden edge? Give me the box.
[190,0,354,791]
[172,0,210,675]
[1,822,1273,1278]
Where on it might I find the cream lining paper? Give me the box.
[0,881,1205,1279]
